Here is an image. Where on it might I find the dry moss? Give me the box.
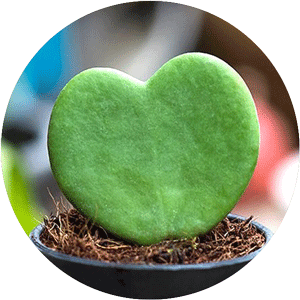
[40,201,265,265]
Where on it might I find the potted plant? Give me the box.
[30,52,272,298]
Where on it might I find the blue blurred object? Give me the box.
[3,21,82,147]
[24,31,63,97]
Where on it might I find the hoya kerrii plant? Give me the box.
[47,52,259,246]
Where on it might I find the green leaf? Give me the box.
[1,141,40,235]
[48,53,259,245]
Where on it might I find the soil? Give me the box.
[40,201,265,265]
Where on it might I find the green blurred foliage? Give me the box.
[1,141,40,235]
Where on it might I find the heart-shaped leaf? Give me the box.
[48,53,259,245]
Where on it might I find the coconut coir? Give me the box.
[40,202,265,265]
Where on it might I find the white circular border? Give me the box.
[1,1,299,299]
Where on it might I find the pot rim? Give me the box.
[29,213,273,271]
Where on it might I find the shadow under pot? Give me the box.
[30,214,273,299]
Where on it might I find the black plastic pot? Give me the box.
[30,214,272,299]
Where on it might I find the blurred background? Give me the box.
[1,1,298,235]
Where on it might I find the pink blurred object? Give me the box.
[233,66,294,201]
[268,151,299,210]
[241,100,293,200]
[232,66,296,231]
